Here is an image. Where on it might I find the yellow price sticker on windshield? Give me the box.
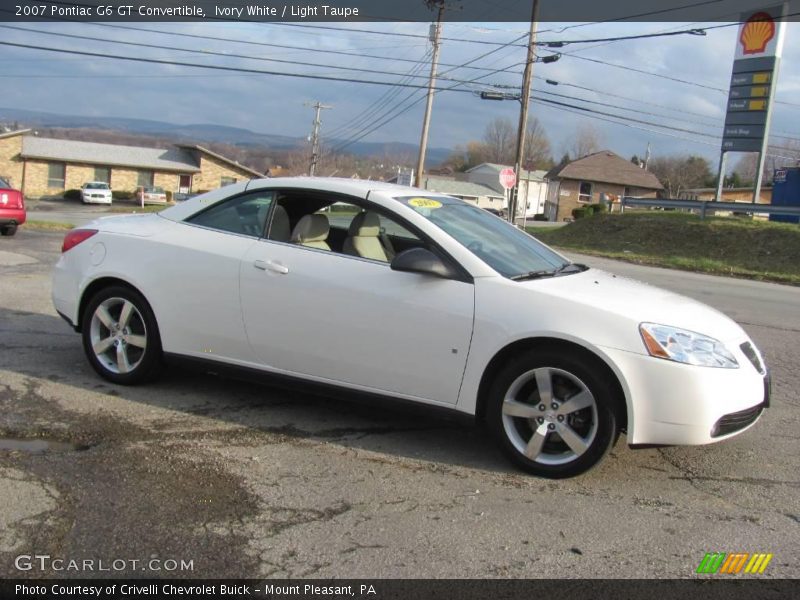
[408,198,442,209]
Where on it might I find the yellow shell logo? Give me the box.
[740,12,775,55]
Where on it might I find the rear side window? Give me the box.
[187,192,275,237]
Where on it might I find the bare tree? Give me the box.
[568,123,603,159]
[733,141,800,185]
[482,117,516,164]
[648,155,713,198]
[523,117,553,170]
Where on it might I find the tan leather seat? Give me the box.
[269,205,292,242]
[291,213,330,250]
[343,211,389,262]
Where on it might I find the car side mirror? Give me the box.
[390,248,458,280]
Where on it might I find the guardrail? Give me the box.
[620,197,800,220]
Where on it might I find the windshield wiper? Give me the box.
[510,269,558,281]
[511,263,588,281]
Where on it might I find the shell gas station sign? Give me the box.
[722,5,787,154]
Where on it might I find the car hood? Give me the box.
[520,268,747,344]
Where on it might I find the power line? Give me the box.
[0,40,481,92]
[83,22,511,74]
[0,24,484,86]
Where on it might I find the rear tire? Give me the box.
[81,285,163,385]
[486,348,617,478]
[1,225,17,236]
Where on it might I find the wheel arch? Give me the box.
[77,277,152,333]
[474,337,630,434]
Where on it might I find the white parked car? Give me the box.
[52,178,769,478]
[80,182,112,205]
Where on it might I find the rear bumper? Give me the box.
[0,209,26,226]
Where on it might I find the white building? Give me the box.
[464,163,549,218]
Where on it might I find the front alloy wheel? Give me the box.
[488,349,617,478]
[82,285,162,384]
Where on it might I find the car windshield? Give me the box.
[149,187,165,193]
[397,195,579,280]
[85,183,109,189]
[0,177,9,188]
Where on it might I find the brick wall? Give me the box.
[0,135,25,191]
[554,179,658,221]
[190,153,259,193]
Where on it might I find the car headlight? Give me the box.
[639,323,738,369]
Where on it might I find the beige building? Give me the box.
[0,129,263,198]
[544,151,664,221]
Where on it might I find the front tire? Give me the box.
[81,285,163,384]
[486,348,617,478]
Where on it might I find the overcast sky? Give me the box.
[1,18,798,169]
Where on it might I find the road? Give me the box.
[0,228,797,579]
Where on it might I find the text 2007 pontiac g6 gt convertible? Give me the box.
[52,178,769,478]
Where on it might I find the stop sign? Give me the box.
[499,168,516,189]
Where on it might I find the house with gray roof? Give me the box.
[420,176,505,210]
[0,130,264,199]
[464,163,549,218]
[544,151,664,221]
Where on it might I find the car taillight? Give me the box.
[1,190,23,208]
[62,229,98,253]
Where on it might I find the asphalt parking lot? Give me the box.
[0,227,798,579]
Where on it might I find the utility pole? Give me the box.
[305,101,332,176]
[510,0,541,224]
[415,2,444,188]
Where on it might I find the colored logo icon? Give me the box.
[696,552,773,574]
[740,12,776,55]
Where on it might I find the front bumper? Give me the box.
[600,345,768,446]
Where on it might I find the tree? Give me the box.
[630,154,642,166]
[732,142,800,185]
[648,155,713,198]
[481,117,516,164]
[568,124,603,159]
[522,117,553,170]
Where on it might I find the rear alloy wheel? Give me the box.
[82,286,163,384]
[1,224,17,236]
[487,349,617,478]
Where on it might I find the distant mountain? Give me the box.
[0,107,450,163]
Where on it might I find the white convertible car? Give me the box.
[52,178,770,478]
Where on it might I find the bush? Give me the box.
[589,202,607,214]
[532,214,549,222]
[572,208,587,219]
[63,189,82,200]
[112,190,134,200]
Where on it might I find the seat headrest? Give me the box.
[348,211,381,237]
[292,213,329,243]
[270,205,291,242]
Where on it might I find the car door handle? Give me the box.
[253,259,289,274]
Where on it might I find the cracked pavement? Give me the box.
[0,229,798,578]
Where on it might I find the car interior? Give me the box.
[186,189,429,264]
[266,190,423,262]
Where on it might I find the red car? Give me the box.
[0,177,25,236]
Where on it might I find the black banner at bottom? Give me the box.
[1,579,798,600]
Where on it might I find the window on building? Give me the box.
[47,163,66,189]
[94,166,111,184]
[623,186,632,198]
[578,181,593,203]
[220,176,237,187]
[137,171,154,188]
